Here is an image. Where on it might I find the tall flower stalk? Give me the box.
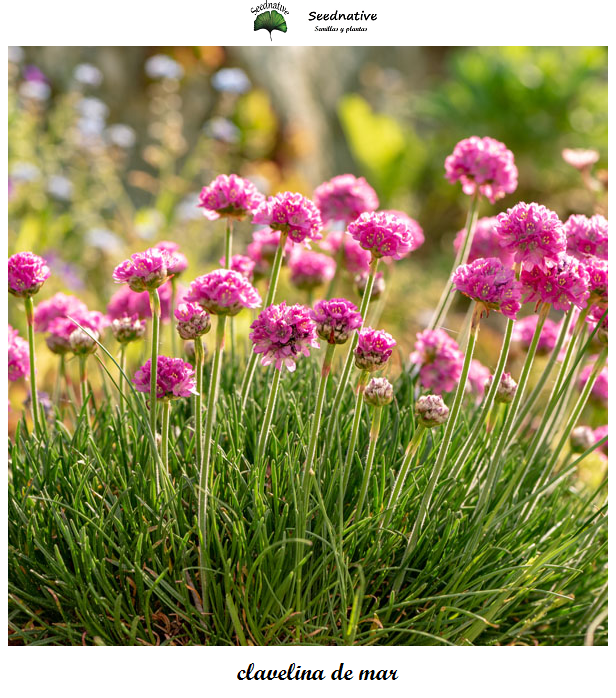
[24,297,41,433]
[148,289,161,437]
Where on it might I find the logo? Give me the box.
[251,3,289,41]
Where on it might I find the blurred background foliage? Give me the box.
[8,45,607,436]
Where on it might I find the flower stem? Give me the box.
[170,277,178,358]
[118,345,127,403]
[161,400,170,479]
[256,367,282,464]
[78,355,90,429]
[53,354,64,406]
[198,313,227,610]
[341,369,369,493]
[224,218,233,268]
[194,336,204,475]
[148,289,161,442]
[240,230,288,411]
[354,405,382,522]
[24,296,40,435]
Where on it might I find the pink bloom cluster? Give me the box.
[45,310,107,355]
[521,255,590,312]
[133,356,197,400]
[495,202,567,271]
[348,211,416,261]
[579,358,608,405]
[288,250,336,291]
[444,136,518,204]
[246,228,294,278]
[310,298,362,345]
[320,230,371,275]
[34,292,88,332]
[587,305,608,343]
[565,214,608,261]
[313,174,378,225]
[452,257,522,319]
[250,302,319,372]
[198,173,265,221]
[466,359,491,402]
[175,302,211,340]
[8,252,51,297]
[512,315,561,354]
[354,327,396,372]
[186,269,261,316]
[252,192,323,245]
[113,248,171,292]
[8,325,30,380]
[453,216,514,267]
[562,148,599,170]
[584,258,608,305]
[155,241,188,275]
[382,210,425,252]
[410,329,463,393]
[219,254,256,281]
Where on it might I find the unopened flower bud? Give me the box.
[175,302,211,340]
[364,377,394,407]
[69,328,98,355]
[112,314,146,344]
[415,394,449,428]
[487,372,517,403]
[570,425,595,454]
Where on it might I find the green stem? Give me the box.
[118,345,127,403]
[198,313,227,610]
[161,400,170,479]
[53,354,64,406]
[240,230,288,411]
[342,370,369,490]
[354,405,382,522]
[78,355,90,430]
[24,296,40,435]
[194,336,204,476]
[224,218,233,268]
[256,367,282,464]
[148,289,161,444]
[170,277,178,358]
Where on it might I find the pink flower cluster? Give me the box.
[410,329,463,393]
[113,248,171,292]
[174,302,211,340]
[453,216,514,267]
[107,281,179,323]
[8,325,30,380]
[382,210,425,252]
[452,257,522,319]
[348,211,417,261]
[252,192,323,245]
[313,174,379,225]
[8,252,51,297]
[512,315,560,354]
[34,292,88,332]
[45,310,108,355]
[495,202,567,271]
[565,214,608,261]
[310,298,362,345]
[250,302,319,372]
[198,173,265,221]
[579,358,608,405]
[133,356,197,400]
[444,136,518,204]
[219,254,256,281]
[584,258,608,305]
[320,230,371,275]
[185,269,261,316]
[354,327,396,372]
[155,241,188,275]
[288,250,336,291]
[521,255,590,312]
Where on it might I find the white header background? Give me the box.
[3,0,613,695]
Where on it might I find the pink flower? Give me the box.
[155,241,188,275]
[562,148,600,170]
[185,269,261,316]
[512,315,560,354]
[174,302,211,340]
[586,305,608,343]
[444,136,518,204]
[288,250,336,291]
[453,216,515,267]
[579,358,608,404]
[381,210,424,251]
[218,254,256,281]
[8,325,30,380]
[133,356,197,400]
[565,214,608,261]
[250,302,319,372]
[34,292,88,332]
[521,255,590,312]
[594,425,608,453]
[584,258,608,305]
[112,248,171,292]
[313,174,378,225]
[410,329,463,394]
[245,228,294,278]
[198,173,265,221]
[466,359,491,402]
[348,211,417,261]
[495,202,567,271]
[320,230,371,275]
[310,298,362,345]
[107,281,182,323]
[252,192,323,245]
[8,252,51,297]
[45,309,107,355]
[354,327,396,372]
[452,257,522,319]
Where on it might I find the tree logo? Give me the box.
[252,5,288,41]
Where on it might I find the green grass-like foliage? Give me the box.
[8,351,607,646]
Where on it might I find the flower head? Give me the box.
[453,216,515,267]
[34,292,88,332]
[46,310,108,355]
[444,136,518,204]
[133,356,197,400]
[410,329,463,394]
[320,230,371,275]
[512,314,560,354]
[562,148,600,170]
[486,372,517,403]
[218,254,256,281]
[111,314,146,344]
[288,250,336,291]
[364,377,394,407]
[347,211,416,261]
[354,327,396,372]
[8,252,51,297]
[69,328,99,355]
[198,174,265,221]
[112,248,171,292]
[250,302,319,372]
[8,325,29,380]
[313,174,378,225]
[565,214,608,261]
[381,210,425,251]
[175,302,211,340]
[415,394,449,428]
[185,269,261,316]
[155,241,188,275]
[584,258,608,306]
[521,255,590,312]
[310,298,362,345]
[452,257,522,319]
[252,192,323,245]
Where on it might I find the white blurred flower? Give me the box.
[176,193,202,222]
[47,175,74,201]
[74,63,103,87]
[211,68,251,94]
[145,54,184,80]
[77,96,108,120]
[86,228,123,253]
[106,123,136,149]
[204,116,240,144]
[10,162,41,182]
[8,46,24,63]
[19,80,50,101]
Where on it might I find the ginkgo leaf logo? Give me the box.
[253,10,288,41]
